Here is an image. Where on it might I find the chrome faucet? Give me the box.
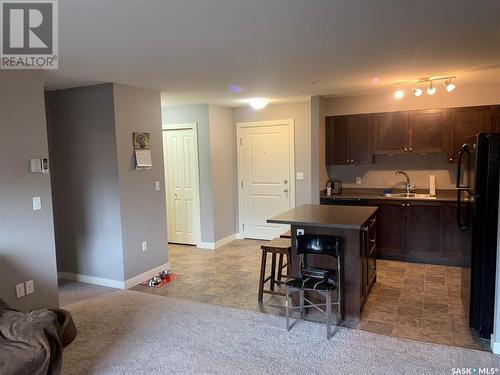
[395,171,415,194]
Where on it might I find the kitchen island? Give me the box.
[268,204,378,323]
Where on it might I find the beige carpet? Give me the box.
[61,289,500,375]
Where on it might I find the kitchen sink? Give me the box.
[380,193,437,199]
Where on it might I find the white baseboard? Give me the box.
[197,234,237,250]
[123,262,170,289]
[58,272,125,289]
[58,262,171,290]
[491,335,500,354]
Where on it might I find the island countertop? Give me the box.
[267,204,378,229]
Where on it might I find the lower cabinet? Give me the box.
[361,215,377,303]
[369,200,469,266]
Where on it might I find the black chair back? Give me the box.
[296,234,342,258]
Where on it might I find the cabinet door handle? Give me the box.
[369,239,376,243]
[404,147,408,152]
[369,265,376,269]
[350,159,354,163]
[409,147,413,151]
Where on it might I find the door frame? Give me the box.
[236,119,295,239]
[162,122,202,246]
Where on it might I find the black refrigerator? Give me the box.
[458,133,500,339]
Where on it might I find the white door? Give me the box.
[163,127,199,245]
[238,121,293,240]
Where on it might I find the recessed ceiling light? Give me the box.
[427,82,436,95]
[248,98,269,110]
[394,89,404,99]
[229,85,243,93]
[444,79,455,92]
[412,88,423,97]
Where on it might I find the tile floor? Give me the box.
[131,239,488,351]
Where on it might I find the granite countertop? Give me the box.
[267,204,378,229]
[320,188,457,202]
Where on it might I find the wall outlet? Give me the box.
[142,241,148,252]
[355,177,362,185]
[32,196,41,210]
[296,172,304,180]
[16,283,25,298]
[296,228,304,236]
[155,181,161,191]
[25,280,35,295]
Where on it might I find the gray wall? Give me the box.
[208,105,237,241]
[162,104,215,243]
[0,71,59,311]
[46,84,125,281]
[232,101,312,207]
[113,84,168,279]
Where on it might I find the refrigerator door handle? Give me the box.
[456,143,470,189]
[456,143,470,231]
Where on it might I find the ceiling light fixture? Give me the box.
[412,87,423,97]
[248,98,269,110]
[444,78,455,92]
[394,89,404,99]
[427,81,436,95]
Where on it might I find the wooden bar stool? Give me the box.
[258,238,292,302]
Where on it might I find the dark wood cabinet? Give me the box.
[405,202,444,262]
[367,200,467,266]
[360,214,377,304]
[326,115,373,165]
[326,116,349,165]
[369,200,406,258]
[325,105,498,165]
[409,109,449,153]
[374,112,409,154]
[448,106,494,162]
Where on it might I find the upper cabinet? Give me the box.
[409,108,449,154]
[326,115,374,165]
[448,106,494,162]
[374,112,409,154]
[326,105,498,165]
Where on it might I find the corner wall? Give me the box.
[46,84,125,282]
[208,105,237,241]
[113,84,168,280]
[0,71,59,310]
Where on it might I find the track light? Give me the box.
[427,81,436,95]
[444,79,455,92]
[412,87,423,97]
[394,89,404,99]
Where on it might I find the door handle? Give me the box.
[284,189,289,193]
[283,180,288,184]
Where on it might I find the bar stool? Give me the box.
[258,238,292,302]
[285,234,342,339]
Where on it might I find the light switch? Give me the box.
[25,280,35,295]
[32,196,41,210]
[142,241,148,252]
[155,181,161,191]
[16,283,25,298]
[296,172,304,180]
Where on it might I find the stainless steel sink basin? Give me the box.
[380,193,437,199]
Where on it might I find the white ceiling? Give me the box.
[44,0,500,107]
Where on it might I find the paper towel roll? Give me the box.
[429,175,436,196]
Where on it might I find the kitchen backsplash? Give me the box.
[327,153,456,190]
